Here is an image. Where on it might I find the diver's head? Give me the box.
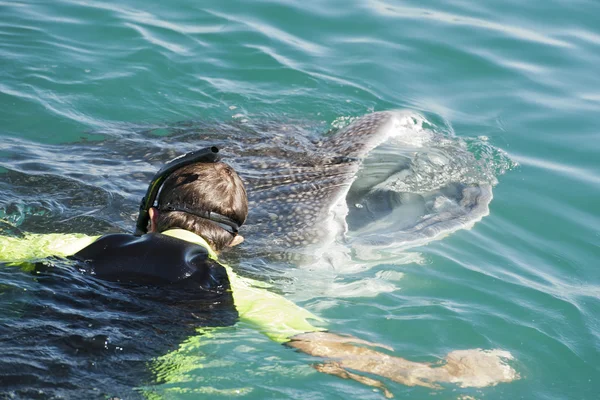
[149,161,248,252]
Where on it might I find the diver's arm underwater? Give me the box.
[287,331,518,396]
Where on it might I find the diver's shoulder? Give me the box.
[77,231,211,255]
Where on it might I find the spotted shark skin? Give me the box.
[242,112,390,249]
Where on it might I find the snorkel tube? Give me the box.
[134,146,220,235]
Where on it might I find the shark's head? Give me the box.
[237,111,500,262]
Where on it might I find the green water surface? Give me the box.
[1,0,599,399]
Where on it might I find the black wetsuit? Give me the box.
[71,232,238,323]
[73,232,229,288]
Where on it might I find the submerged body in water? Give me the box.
[0,258,237,399]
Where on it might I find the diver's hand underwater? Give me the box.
[288,332,519,398]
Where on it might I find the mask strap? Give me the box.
[160,206,240,235]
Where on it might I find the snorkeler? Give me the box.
[0,146,517,397]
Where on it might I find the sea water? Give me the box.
[1,1,599,399]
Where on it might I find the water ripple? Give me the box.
[206,9,328,55]
[1,0,600,398]
[125,22,190,55]
[366,0,572,48]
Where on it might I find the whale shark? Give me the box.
[237,110,498,261]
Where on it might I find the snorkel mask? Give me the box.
[134,146,241,236]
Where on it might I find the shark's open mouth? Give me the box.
[340,111,498,251]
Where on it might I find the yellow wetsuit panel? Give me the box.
[0,232,99,266]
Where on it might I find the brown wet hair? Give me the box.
[156,162,248,252]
